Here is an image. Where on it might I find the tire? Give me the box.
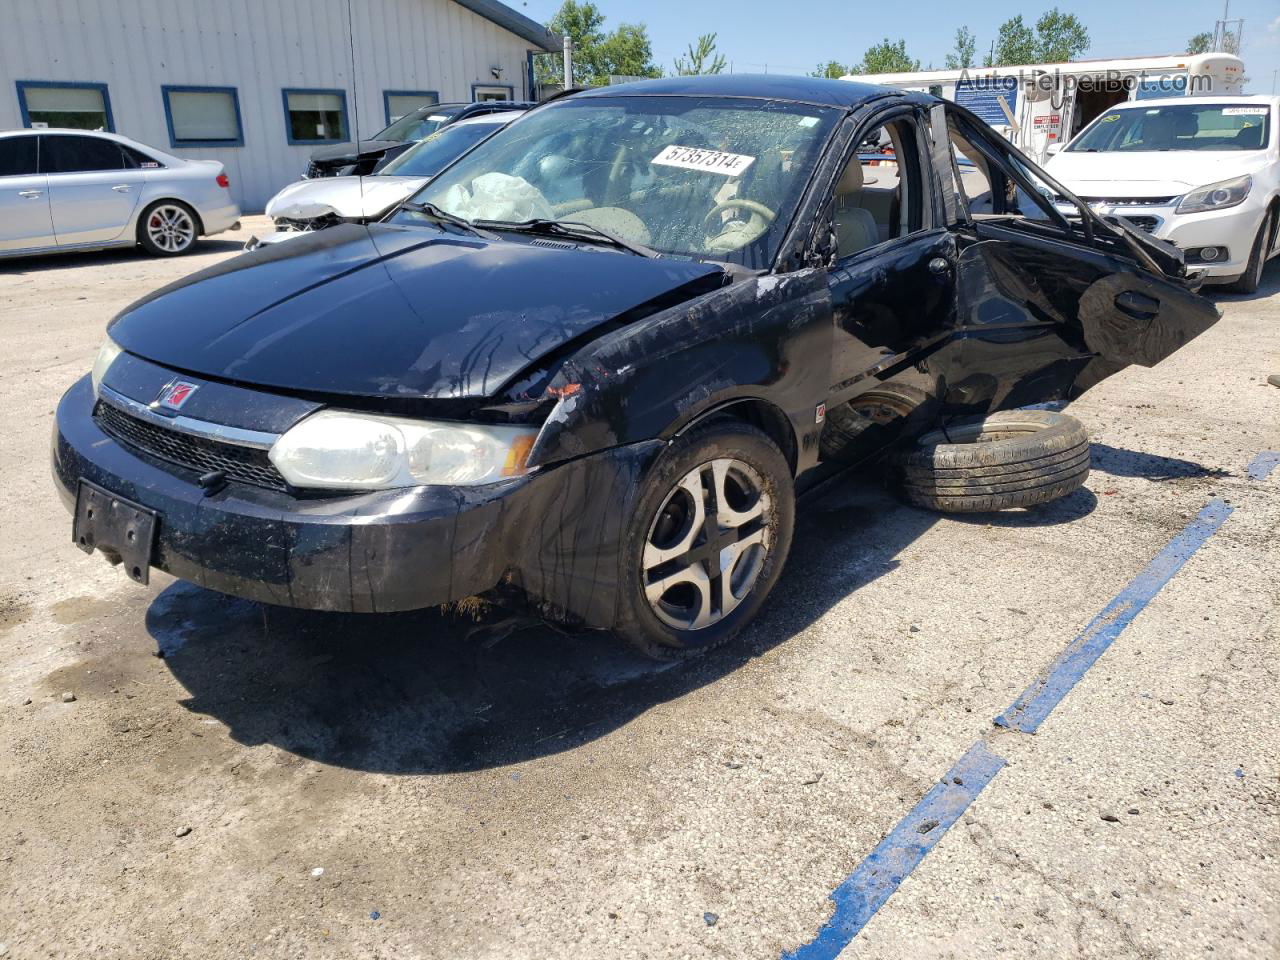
[1227,211,1271,295]
[137,200,201,256]
[614,420,795,660]
[891,410,1090,513]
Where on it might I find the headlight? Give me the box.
[90,337,124,397]
[268,410,539,490]
[1175,175,1251,215]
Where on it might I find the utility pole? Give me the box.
[562,35,574,88]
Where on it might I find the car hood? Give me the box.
[309,139,402,165]
[266,176,430,220]
[107,224,726,401]
[1046,150,1268,197]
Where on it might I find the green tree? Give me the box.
[986,9,1089,66]
[853,38,920,75]
[597,22,662,80]
[944,26,976,70]
[673,32,727,75]
[1033,8,1090,62]
[537,0,660,86]
[810,60,851,79]
[987,15,1036,66]
[1186,32,1213,54]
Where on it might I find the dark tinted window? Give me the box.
[121,145,162,169]
[0,136,38,176]
[41,135,126,174]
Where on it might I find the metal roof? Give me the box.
[453,0,561,52]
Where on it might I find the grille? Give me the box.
[1058,195,1176,206]
[95,401,288,491]
[1116,215,1159,232]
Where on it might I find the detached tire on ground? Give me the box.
[890,410,1090,513]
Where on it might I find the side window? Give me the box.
[832,116,924,259]
[40,135,126,174]
[121,145,163,169]
[0,137,39,177]
[945,114,1062,227]
[282,89,348,144]
[17,81,114,131]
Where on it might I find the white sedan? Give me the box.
[0,128,241,259]
[249,111,521,248]
[1047,95,1279,293]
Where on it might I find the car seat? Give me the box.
[833,161,879,256]
[1233,123,1264,149]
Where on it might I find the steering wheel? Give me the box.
[702,199,776,229]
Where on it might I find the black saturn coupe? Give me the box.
[54,75,1217,658]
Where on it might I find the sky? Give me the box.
[517,0,1280,94]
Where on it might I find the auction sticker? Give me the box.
[1223,107,1268,116]
[653,145,755,176]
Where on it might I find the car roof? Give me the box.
[571,73,904,109]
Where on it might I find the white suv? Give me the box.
[1047,95,1279,293]
[0,128,241,259]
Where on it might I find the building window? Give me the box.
[162,86,244,147]
[281,88,348,144]
[383,90,440,125]
[16,81,114,131]
[472,84,514,102]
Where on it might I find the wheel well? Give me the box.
[1268,197,1280,250]
[137,199,205,238]
[682,398,798,475]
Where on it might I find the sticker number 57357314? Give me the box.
[652,145,756,176]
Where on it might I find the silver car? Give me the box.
[0,128,241,258]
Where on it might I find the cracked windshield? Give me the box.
[397,96,838,268]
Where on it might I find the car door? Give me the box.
[41,134,144,246]
[819,106,964,464]
[930,104,1217,410]
[0,135,55,252]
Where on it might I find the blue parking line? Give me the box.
[1247,451,1280,481]
[994,498,1232,733]
[781,741,1006,960]
[783,483,1244,958]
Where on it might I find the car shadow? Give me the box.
[1089,442,1230,482]
[152,471,1093,775]
[0,236,247,273]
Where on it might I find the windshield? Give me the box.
[1068,103,1272,153]
[379,120,508,177]
[395,95,840,268]
[376,105,462,142]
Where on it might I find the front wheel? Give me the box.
[137,201,200,256]
[1227,211,1272,295]
[614,420,795,659]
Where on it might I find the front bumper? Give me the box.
[1059,198,1267,281]
[53,375,661,621]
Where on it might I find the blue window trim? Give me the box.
[16,80,114,132]
[281,87,350,145]
[161,85,244,148]
[471,83,515,102]
[382,89,441,126]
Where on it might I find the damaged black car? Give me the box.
[54,75,1218,658]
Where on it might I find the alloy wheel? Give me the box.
[147,205,196,253]
[642,458,772,631]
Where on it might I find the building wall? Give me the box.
[0,0,542,210]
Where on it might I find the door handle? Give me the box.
[18,189,42,199]
[928,257,951,275]
[111,184,131,192]
[1114,290,1159,321]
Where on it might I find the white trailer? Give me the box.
[844,53,1246,164]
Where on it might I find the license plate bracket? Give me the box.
[73,480,157,585]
